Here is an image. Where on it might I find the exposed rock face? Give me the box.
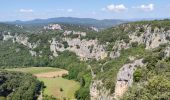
[129,26,169,49]
[29,50,37,56]
[3,33,39,56]
[50,38,65,57]
[164,46,170,58]
[3,33,38,49]
[110,25,170,59]
[3,33,14,41]
[114,59,144,99]
[73,31,86,37]
[44,24,62,30]
[50,38,107,60]
[90,59,145,100]
[110,41,129,58]
[63,30,86,37]
[15,35,39,49]
[63,31,72,36]
[90,80,114,100]
[91,27,99,32]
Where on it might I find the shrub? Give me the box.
[62,41,69,48]
[131,42,138,47]
[166,36,170,41]
[76,45,80,49]
[60,88,63,92]
[133,68,142,82]
[139,27,145,32]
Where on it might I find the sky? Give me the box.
[0,0,170,21]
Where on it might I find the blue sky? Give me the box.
[0,0,170,21]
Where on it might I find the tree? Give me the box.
[133,68,142,82]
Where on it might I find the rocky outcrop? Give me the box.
[110,40,129,58]
[129,26,170,49]
[29,50,37,56]
[91,27,99,32]
[110,25,170,59]
[114,59,145,99]
[50,38,107,60]
[44,24,62,30]
[90,80,114,100]
[164,46,170,58]
[90,59,145,100]
[3,33,39,56]
[50,38,65,57]
[3,32,14,41]
[15,35,39,49]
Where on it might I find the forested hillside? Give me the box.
[0,70,42,100]
[0,19,170,100]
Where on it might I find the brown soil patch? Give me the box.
[34,70,68,78]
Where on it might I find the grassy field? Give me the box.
[5,67,80,100]
[39,77,80,100]
[6,67,63,74]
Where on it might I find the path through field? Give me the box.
[34,70,68,78]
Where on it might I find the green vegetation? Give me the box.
[39,77,80,100]
[50,51,92,100]
[122,45,170,100]
[0,23,26,35]
[94,45,149,92]
[6,67,80,100]
[133,68,142,82]
[0,41,33,67]
[6,67,62,74]
[0,70,42,100]
[0,20,170,100]
[133,19,170,31]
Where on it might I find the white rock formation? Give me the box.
[3,33,14,41]
[110,40,129,58]
[63,31,72,36]
[164,46,170,58]
[29,50,37,56]
[73,31,86,37]
[15,35,38,49]
[91,27,99,32]
[50,38,107,60]
[129,26,169,49]
[114,59,144,99]
[90,80,114,100]
[44,24,62,30]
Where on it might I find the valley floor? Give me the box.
[5,67,80,100]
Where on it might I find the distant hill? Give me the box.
[7,17,127,29]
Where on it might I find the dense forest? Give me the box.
[0,70,42,100]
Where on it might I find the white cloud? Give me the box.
[134,4,154,12]
[19,9,34,13]
[67,9,73,12]
[104,4,127,12]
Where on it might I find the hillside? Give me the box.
[0,70,42,100]
[0,19,170,100]
[7,17,127,29]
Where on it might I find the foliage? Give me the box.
[131,42,138,47]
[39,77,80,100]
[122,45,170,100]
[133,68,142,82]
[0,70,42,100]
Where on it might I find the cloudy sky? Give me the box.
[0,0,170,21]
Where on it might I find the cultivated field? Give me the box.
[39,77,80,100]
[6,67,63,74]
[6,67,80,100]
